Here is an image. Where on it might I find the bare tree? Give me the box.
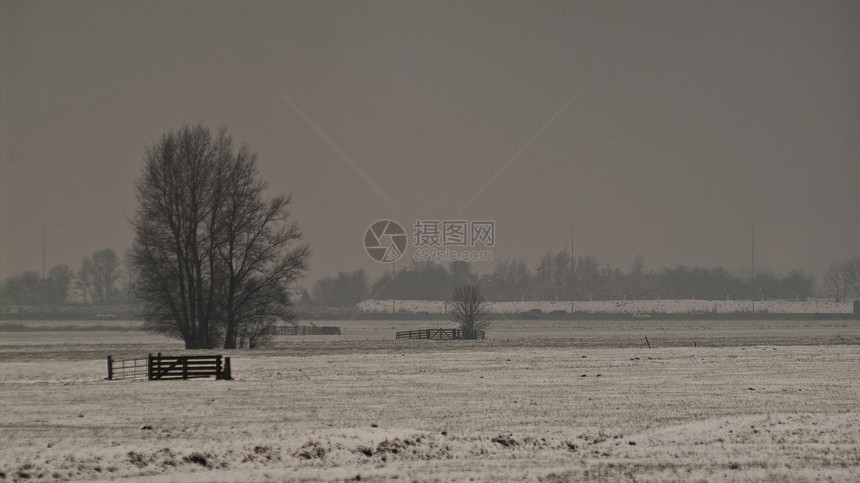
[630,253,645,280]
[1,271,41,305]
[628,253,647,298]
[214,145,308,349]
[486,258,531,301]
[46,264,73,304]
[120,249,138,305]
[551,250,571,301]
[574,254,600,300]
[130,125,308,349]
[823,258,860,302]
[78,249,121,305]
[450,284,491,339]
[535,250,571,301]
[844,258,860,299]
[448,260,477,289]
[823,260,847,302]
[312,269,370,308]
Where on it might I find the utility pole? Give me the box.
[570,223,574,318]
[40,224,45,279]
[751,225,755,313]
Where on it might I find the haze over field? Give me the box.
[2,1,859,285]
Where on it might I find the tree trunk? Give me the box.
[223,323,236,349]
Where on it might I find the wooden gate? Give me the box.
[106,353,231,381]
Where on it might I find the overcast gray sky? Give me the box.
[2,0,858,287]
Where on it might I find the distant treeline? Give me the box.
[310,254,859,307]
[4,249,858,309]
[0,248,134,307]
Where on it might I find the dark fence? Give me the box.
[273,325,341,335]
[395,328,485,340]
[107,353,231,381]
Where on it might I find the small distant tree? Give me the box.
[78,249,121,305]
[312,269,370,307]
[573,254,600,300]
[2,271,41,305]
[46,264,73,304]
[847,258,860,299]
[120,249,138,305]
[485,258,531,301]
[448,260,477,289]
[450,284,491,339]
[823,260,846,301]
[298,288,313,306]
[535,251,556,300]
[823,258,860,302]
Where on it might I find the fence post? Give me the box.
[106,355,113,380]
[147,353,153,381]
[223,357,231,380]
[215,356,222,380]
[182,357,188,379]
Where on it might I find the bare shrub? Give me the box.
[450,284,491,338]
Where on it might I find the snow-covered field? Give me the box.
[1,320,859,481]
[357,298,854,314]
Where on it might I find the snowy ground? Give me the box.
[357,298,854,315]
[1,320,859,481]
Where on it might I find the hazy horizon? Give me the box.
[2,1,858,288]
